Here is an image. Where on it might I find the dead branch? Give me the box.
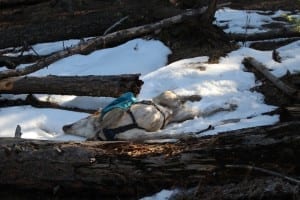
[243,57,300,100]
[230,29,300,41]
[103,16,129,36]
[0,55,42,69]
[0,94,96,113]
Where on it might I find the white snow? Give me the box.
[214,8,293,34]
[31,38,171,76]
[1,7,300,200]
[1,8,298,142]
[3,39,81,57]
[140,189,177,200]
[0,43,283,141]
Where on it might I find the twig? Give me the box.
[29,46,40,57]
[225,164,300,185]
[103,16,129,36]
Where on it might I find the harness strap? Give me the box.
[102,109,142,140]
[139,100,167,129]
[102,100,167,140]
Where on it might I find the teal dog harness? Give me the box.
[101,92,137,116]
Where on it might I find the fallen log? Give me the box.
[0,5,211,80]
[249,37,300,51]
[0,94,96,113]
[0,121,299,199]
[229,29,300,41]
[0,55,42,69]
[243,57,300,100]
[0,74,143,97]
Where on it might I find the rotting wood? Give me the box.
[0,74,143,97]
[243,57,300,100]
[0,121,299,199]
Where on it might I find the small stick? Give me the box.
[103,16,129,36]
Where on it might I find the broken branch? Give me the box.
[243,57,300,100]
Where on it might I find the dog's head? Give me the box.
[153,91,182,109]
[62,111,102,139]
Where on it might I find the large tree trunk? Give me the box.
[0,74,143,97]
[0,121,299,199]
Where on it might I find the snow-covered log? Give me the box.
[0,4,214,80]
[0,74,142,97]
[0,121,299,199]
[229,29,300,41]
[243,57,300,100]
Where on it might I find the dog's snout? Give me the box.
[62,124,72,132]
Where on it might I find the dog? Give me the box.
[62,91,237,141]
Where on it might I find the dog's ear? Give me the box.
[153,91,181,108]
[101,108,126,128]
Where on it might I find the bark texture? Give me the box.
[0,75,143,97]
[0,122,299,199]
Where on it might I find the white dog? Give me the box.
[63,91,236,141]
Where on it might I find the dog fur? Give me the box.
[62,91,236,141]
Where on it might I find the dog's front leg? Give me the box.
[201,103,238,117]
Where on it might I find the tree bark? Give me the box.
[0,121,299,199]
[0,74,143,97]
